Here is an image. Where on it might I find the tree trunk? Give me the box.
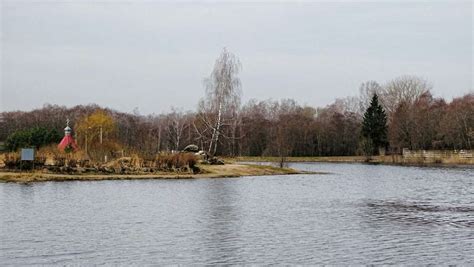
[209,102,223,155]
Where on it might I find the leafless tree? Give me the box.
[165,108,190,151]
[358,80,383,115]
[332,96,362,118]
[381,75,431,117]
[197,48,242,155]
[439,93,474,149]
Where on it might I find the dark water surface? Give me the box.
[1,163,473,265]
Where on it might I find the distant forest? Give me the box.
[1,50,473,157]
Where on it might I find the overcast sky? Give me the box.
[1,1,472,114]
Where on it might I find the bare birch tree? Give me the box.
[197,48,242,155]
[166,108,190,151]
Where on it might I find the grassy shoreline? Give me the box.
[229,156,474,166]
[3,154,470,183]
[230,156,369,163]
[0,163,316,183]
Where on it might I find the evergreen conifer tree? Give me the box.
[361,93,388,155]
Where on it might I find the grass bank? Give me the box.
[0,163,315,183]
[230,154,474,166]
[229,156,368,163]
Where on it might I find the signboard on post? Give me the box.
[20,148,35,171]
[21,148,35,161]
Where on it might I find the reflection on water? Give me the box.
[199,180,243,264]
[0,163,473,264]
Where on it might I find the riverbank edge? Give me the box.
[229,156,474,167]
[0,163,319,183]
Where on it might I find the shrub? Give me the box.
[36,144,87,167]
[5,127,62,151]
[3,153,20,169]
[154,152,197,172]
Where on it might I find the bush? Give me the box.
[36,144,87,168]
[85,140,121,163]
[3,153,20,169]
[5,127,62,151]
[154,152,197,172]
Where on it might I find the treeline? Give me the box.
[0,50,472,157]
[0,82,472,157]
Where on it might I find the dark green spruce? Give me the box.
[361,93,388,155]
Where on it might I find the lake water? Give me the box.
[1,163,473,265]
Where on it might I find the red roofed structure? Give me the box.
[58,119,79,152]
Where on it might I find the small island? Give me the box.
[0,120,312,183]
[0,111,320,184]
[0,163,309,183]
